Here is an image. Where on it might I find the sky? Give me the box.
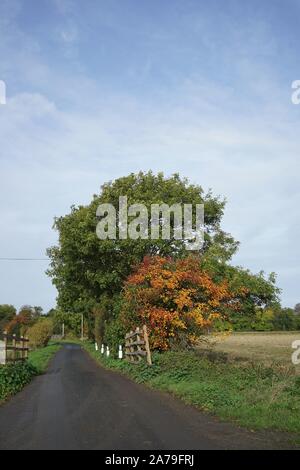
[0,0,299,312]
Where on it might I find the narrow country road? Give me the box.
[0,345,295,450]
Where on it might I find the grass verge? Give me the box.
[0,342,61,403]
[83,341,300,436]
[28,342,62,373]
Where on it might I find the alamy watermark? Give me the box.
[292,340,300,365]
[291,80,300,105]
[0,80,6,105]
[96,196,204,250]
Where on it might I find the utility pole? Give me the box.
[81,314,84,341]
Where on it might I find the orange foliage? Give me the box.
[5,309,33,335]
[120,255,244,350]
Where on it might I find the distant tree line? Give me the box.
[0,305,44,336]
[0,305,53,349]
[218,304,300,332]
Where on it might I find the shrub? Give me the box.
[93,295,113,345]
[100,295,126,356]
[28,319,53,349]
[104,318,126,357]
[0,362,37,401]
[120,255,246,350]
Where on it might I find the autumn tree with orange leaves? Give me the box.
[120,255,246,350]
[5,306,35,336]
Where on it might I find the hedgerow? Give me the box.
[0,362,37,402]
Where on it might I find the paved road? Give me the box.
[0,345,295,450]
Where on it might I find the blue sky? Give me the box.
[0,0,300,312]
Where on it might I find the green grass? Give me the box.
[28,342,62,373]
[83,342,300,436]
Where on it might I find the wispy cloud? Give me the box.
[59,21,78,44]
[52,0,75,16]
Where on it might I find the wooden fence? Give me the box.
[0,332,29,365]
[125,325,152,366]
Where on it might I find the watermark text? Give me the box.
[0,80,6,105]
[96,197,204,250]
[292,340,300,365]
[291,80,300,105]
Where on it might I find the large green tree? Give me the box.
[47,172,280,337]
[47,172,236,317]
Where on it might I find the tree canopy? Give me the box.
[47,171,236,313]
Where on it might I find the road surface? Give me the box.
[0,344,295,450]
